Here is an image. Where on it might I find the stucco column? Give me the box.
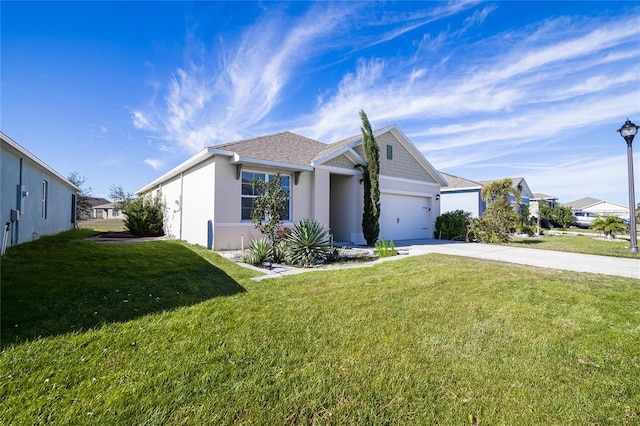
[312,168,331,227]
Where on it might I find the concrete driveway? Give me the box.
[392,239,639,279]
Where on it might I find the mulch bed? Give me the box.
[97,231,142,239]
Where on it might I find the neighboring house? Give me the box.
[79,197,110,220]
[136,125,446,250]
[529,193,558,218]
[439,173,534,218]
[91,201,122,219]
[439,172,485,218]
[563,197,629,219]
[1,132,79,252]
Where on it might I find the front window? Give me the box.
[241,171,291,221]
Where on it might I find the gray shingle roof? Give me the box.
[439,172,482,190]
[563,197,602,210]
[215,131,327,166]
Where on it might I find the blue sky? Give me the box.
[2,1,639,206]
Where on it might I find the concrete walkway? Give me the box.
[392,239,640,279]
[247,239,639,280]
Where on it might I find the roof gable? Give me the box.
[317,125,447,185]
[563,197,628,210]
[439,172,483,190]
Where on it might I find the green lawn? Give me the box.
[507,233,640,258]
[1,230,639,424]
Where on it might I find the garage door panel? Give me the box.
[379,194,429,240]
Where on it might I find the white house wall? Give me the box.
[211,159,254,250]
[211,162,317,250]
[158,173,183,239]
[583,202,630,219]
[440,190,482,218]
[1,142,76,247]
[180,157,216,247]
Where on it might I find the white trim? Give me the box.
[216,221,293,227]
[384,126,448,186]
[381,189,435,197]
[314,164,363,175]
[241,169,293,222]
[231,155,314,172]
[380,175,441,187]
[311,147,365,167]
[136,148,221,194]
[441,186,482,192]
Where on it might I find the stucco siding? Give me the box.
[180,158,216,247]
[158,174,183,239]
[1,144,76,246]
[292,171,313,222]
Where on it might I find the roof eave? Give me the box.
[1,132,80,192]
[136,147,232,194]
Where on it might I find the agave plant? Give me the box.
[242,237,271,266]
[285,219,331,266]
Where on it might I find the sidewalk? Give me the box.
[244,239,639,280]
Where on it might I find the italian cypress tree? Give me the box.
[359,110,380,246]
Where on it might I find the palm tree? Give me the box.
[590,215,627,240]
[480,178,521,205]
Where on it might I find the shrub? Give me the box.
[285,219,331,266]
[375,237,397,257]
[435,210,471,240]
[468,206,517,244]
[123,193,165,237]
[242,238,272,266]
[539,204,574,228]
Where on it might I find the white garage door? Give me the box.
[379,193,430,241]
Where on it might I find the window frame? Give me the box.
[41,180,48,219]
[241,171,291,222]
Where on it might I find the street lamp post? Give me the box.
[617,119,638,253]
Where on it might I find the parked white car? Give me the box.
[572,211,599,228]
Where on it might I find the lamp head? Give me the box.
[618,118,638,145]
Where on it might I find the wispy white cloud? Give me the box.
[144,158,164,170]
[133,2,639,205]
[134,3,357,154]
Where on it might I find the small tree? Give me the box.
[469,178,521,243]
[359,110,380,246]
[590,215,627,240]
[109,185,163,236]
[67,171,93,220]
[250,173,288,244]
[109,184,133,215]
[123,192,165,237]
